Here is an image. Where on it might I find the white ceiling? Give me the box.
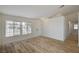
[0,5,59,18]
[0,5,79,18]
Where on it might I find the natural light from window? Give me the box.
[5,21,32,37]
[74,24,78,30]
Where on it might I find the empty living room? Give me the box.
[0,5,79,53]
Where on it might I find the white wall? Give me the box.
[1,13,78,45]
[0,14,2,45]
[0,15,1,45]
[64,16,74,39]
[1,14,42,45]
[32,20,42,37]
[65,12,78,46]
[41,16,65,41]
[78,17,79,47]
[69,21,74,34]
[78,13,79,46]
[64,17,69,39]
[65,13,77,35]
[64,13,78,40]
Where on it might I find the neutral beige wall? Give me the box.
[1,14,42,45]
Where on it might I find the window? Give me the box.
[5,21,32,37]
[22,22,28,35]
[27,23,32,34]
[14,22,21,35]
[22,22,32,34]
[74,24,78,30]
[6,21,14,37]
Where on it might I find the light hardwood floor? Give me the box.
[0,33,79,53]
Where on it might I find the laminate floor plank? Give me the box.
[0,33,79,53]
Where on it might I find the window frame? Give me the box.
[5,20,32,37]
